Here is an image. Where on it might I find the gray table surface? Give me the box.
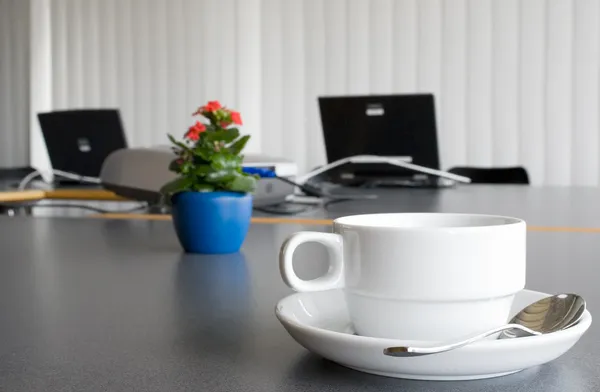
[1,186,599,391]
[291,185,600,228]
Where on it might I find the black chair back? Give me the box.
[448,166,530,184]
[0,166,36,180]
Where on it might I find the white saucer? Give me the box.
[275,289,592,381]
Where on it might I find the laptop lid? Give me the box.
[318,94,441,181]
[37,109,128,178]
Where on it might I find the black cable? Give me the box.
[322,197,357,210]
[275,174,377,201]
[274,175,325,197]
[246,176,321,216]
[251,175,376,216]
[253,203,317,215]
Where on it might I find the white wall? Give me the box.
[20,0,600,185]
[0,0,30,167]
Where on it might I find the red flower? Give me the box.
[203,100,222,113]
[192,101,223,116]
[230,111,243,125]
[220,121,230,128]
[185,121,206,141]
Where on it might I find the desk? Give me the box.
[2,185,600,228]
[90,185,600,232]
[0,188,599,391]
[0,188,125,202]
[0,188,135,217]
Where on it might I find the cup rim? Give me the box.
[332,212,525,231]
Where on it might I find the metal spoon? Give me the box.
[384,293,586,357]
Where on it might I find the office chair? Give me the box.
[0,166,36,180]
[448,166,530,185]
[0,166,37,216]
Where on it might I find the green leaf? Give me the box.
[213,108,229,123]
[205,169,238,183]
[204,123,218,132]
[203,112,217,125]
[205,128,240,143]
[210,153,242,170]
[179,161,194,175]
[159,177,194,197]
[229,135,250,155]
[192,183,215,192]
[168,134,193,153]
[194,164,214,176]
[167,133,179,145]
[194,145,213,161]
[168,159,181,172]
[226,174,257,193]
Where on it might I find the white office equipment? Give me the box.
[99,146,297,206]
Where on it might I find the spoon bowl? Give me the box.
[384,293,586,357]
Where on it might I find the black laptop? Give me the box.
[318,94,442,186]
[37,109,128,180]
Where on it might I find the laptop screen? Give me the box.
[318,94,441,180]
[38,109,128,178]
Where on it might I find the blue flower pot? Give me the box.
[171,191,252,254]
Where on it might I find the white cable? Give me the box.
[16,170,148,213]
[294,155,471,189]
[18,171,43,191]
[295,155,413,186]
[53,169,102,184]
[376,158,471,183]
[18,169,101,190]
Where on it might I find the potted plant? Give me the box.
[160,101,257,254]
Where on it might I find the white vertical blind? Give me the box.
[440,0,467,167]
[280,1,307,170]
[545,0,573,186]
[304,0,327,168]
[491,0,519,166]
[572,0,600,186]
[236,0,262,153]
[417,0,442,95]
[466,0,493,166]
[369,0,393,94]
[29,0,53,177]
[260,0,283,158]
[18,0,600,185]
[519,0,547,185]
[347,0,370,95]
[393,0,418,93]
[0,0,30,167]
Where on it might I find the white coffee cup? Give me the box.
[279,213,526,341]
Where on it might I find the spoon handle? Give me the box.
[383,324,540,357]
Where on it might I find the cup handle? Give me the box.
[279,232,344,292]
